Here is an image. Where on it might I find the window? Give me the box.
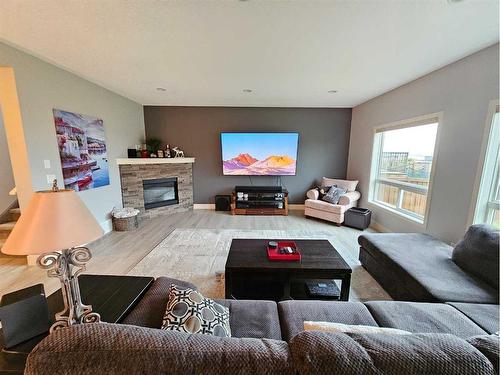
[473,105,500,228]
[369,116,439,224]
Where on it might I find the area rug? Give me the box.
[128,228,391,301]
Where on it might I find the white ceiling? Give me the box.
[0,0,498,107]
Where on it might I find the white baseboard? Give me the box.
[194,204,215,210]
[100,219,113,233]
[194,203,305,211]
[370,219,390,233]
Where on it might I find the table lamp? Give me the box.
[1,180,104,332]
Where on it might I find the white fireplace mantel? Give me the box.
[116,157,195,165]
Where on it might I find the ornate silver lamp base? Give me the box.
[37,247,100,333]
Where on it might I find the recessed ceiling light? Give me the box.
[328,90,338,94]
[242,89,253,93]
[447,0,464,3]
[156,87,166,92]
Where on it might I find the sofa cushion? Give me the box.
[358,233,498,303]
[447,303,500,335]
[467,335,500,374]
[364,301,487,339]
[305,198,345,214]
[161,284,231,337]
[322,177,358,192]
[278,300,378,341]
[216,299,282,340]
[122,276,197,328]
[452,224,499,290]
[25,323,294,375]
[121,277,281,340]
[289,330,496,375]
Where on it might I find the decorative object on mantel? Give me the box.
[0,179,104,333]
[172,146,185,158]
[157,150,165,158]
[127,148,137,158]
[112,207,140,231]
[165,144,172,158]
[135,143,149,158]
[145,138,163,158]
[53,109,110,191]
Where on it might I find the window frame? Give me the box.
[368,112,443,227]
[469,100,500,227]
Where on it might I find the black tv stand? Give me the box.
[231,186,288,216]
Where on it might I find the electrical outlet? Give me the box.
[43,160,51,169]
[46,174,56,184]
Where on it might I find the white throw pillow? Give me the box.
[304,321,411,335]
[321,177,359,192]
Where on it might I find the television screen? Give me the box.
[221,132,299,176]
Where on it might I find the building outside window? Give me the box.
[473,105,500,228]
[369,116,439,224]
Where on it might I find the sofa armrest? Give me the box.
[26,323,293,375]
[306,188,319,200]
[338,191,361,206]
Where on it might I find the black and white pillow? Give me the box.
[316,185,332,199]
[321,185,347,204]
[161,284,231,337]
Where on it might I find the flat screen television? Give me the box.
[221,132,299,176]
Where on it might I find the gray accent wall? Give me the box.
[144,107,352,203]
[347,43,499,244]
[0,42,145,227]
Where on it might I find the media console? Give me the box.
[231,186,288,216]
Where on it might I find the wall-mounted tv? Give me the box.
[221,132,299,176]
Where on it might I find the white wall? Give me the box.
[0,114,15,214]
[0,42,145,229]
[347,43,499,244]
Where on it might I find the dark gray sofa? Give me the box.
[358,225,499,303]
[25,276,500,374]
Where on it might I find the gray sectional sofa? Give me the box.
[25,276,500,375]
[358,225,499,304]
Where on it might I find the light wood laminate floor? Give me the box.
[0,209,375,298]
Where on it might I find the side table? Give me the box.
[0,274,154,374]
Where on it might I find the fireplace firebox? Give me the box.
[143,177,179,210]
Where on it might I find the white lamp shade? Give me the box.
[1,189,104,255]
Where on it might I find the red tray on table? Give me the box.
[267,241,301,261]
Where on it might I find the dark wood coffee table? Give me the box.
[0,274,154,374]
[225,239,351,302]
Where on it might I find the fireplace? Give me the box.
[143,177,179,210]
[118,159,194,219]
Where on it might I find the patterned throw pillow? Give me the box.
[161,284,231,337]
[316,185,332,199]
[321,185,347,204]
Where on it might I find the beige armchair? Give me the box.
[305,177,361,225]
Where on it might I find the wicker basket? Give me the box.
[112,214,139,231]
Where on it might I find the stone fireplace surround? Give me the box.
[117,158,195,220]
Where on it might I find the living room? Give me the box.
[0,1,499,374]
